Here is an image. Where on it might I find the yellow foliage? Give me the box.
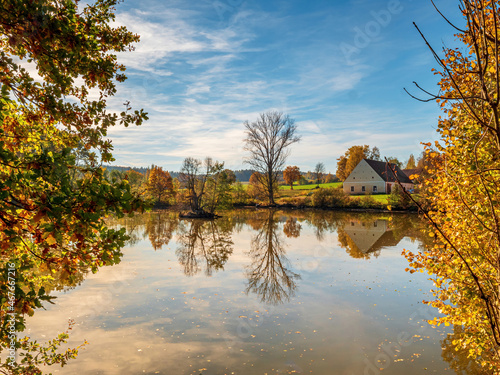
[405,1,500,371]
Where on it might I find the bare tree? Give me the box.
[179,157,223,215]
[314,162,325,187]
[243,111,300,205]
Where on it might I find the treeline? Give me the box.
[105,165,338,185]
[105,166,257,182]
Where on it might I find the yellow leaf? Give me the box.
[46,234,57,246]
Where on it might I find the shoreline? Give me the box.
[150,204,419,215]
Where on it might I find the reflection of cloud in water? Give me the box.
[19,210,450,374]
[47,324,249,374]
[25,281,394,375]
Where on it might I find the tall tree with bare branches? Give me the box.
[243,111,300,205]
[314,162,325,187]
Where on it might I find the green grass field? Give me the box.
[280,182,342,190]
[351,194,390,204]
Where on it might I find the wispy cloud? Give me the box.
[100,0,450,172]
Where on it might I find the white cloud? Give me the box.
[95,1,444,172]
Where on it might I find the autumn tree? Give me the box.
[125,169,145,192]
[179,157,225,215]
[248,172,268,201]
[405,154,416,169]
[146,165,174,204]
[283,166,301,189]
[108,169,125,182]
[336,145,380,181]
[0,0,147,371]
[403,1,500,370]
[222,169,237,184]
[205,167,236,212]
[385,156,402,168]
[243,111,300,205]
[314,162,325,187]
[324,173,337,183]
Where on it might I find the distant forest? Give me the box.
[104,166,256,182]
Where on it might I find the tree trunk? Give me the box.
[267,170,274,205]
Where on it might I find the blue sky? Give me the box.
[106,0,463,173]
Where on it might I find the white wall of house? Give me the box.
[343,159,386,195]
[385,182,414,194]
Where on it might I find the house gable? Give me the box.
[344,159,385,184]
[343,159,385,195]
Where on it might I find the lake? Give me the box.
[21,209,470,374]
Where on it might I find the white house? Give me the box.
[343,159,414,195]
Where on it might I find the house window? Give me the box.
[350,186,354,192]
[362,186,365,192]
[374,222,378,227]
[373,186,377,193]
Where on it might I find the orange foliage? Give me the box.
[283,166,301,189]
[146,166,174,203]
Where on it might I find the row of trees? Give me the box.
[107,111,303,210]
[283,162,327,189]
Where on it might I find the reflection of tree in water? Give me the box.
[112,211,179,248]
[109,213,145,246]
[307,211,340,241]
[176,219,233,277]
[145,212,179,250]
[283,217,301,238]
[246,210,300,305]
[441,325,494,375]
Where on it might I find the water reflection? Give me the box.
[117,211,433,305]
[21,209,482,374]
[283,217,301,238]
[441,326,492,375]
[338,217,403,258]
[245,210,300,305]
[176,219,233,276]
[146,212,179,250]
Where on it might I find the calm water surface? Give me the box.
[24,209,464,374]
